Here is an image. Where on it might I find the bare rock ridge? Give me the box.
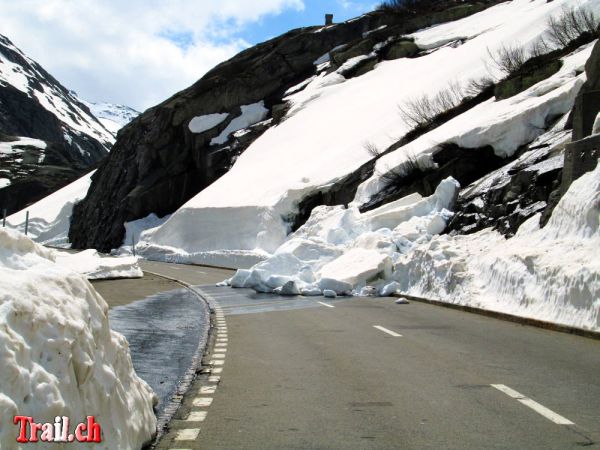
[69,1,503,252]
[0,34,111,214]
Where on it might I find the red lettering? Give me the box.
[29,421,42,442]
[13,416,31,443]
[75,422,86,442]
[87,416,102,443]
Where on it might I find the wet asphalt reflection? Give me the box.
[108,288,209,418]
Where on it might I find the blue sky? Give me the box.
[0,0,377,110]
[241,0,375,45]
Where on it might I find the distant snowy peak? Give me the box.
[81,100,140,135]
[0,34,113,147]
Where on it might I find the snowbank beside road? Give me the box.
[0,228,157,449]
[393,161,600,332]
[55,249,143,280]
[222,160,600,332]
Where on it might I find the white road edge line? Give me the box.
[491,384,574,425]
[174,428,200,441]
[186,411,208,422]
[318,301,335,308]
[373,325,402,337]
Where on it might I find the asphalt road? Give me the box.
[140,261,600,450]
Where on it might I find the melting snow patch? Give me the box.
[189,113,229,134]
[211,102,268,145]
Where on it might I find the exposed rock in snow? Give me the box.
[0,228,157,449]
[393,161,600,331]
[447,116,572,236]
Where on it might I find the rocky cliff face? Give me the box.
[0,34,112,214]
[70,2,502,252]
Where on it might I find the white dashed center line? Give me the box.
[318,301,335,308]
[373,325,402,337]
[491,384,574,425]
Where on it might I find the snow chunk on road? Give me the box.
[55,249,143,280]
[0,228,157,449]
[319,248,392,286]
[189,112,229,134]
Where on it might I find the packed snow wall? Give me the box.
[0,228,157,449]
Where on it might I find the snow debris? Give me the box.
[0,178,10,189]
[0,228,157,449]
[223,177,459,296]
[323,289,337,298]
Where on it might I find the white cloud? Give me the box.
[0,0,304,110]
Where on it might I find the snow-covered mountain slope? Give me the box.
[6,170,94,247]
[69,1,499,252]
[0,34,112,214]
[0,228,157,449]
[82,100,140,135]
[137,0,598,265]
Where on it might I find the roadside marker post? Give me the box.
[2,208,6,227]
[24,211,29,235]
[131,233,136,257]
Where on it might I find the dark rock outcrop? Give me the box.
[447,143,565,236]
[70,2,504,252]
[360,143,508,214]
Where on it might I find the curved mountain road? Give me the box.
[139,261,600,450]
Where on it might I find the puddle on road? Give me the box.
[108,288,209,422]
